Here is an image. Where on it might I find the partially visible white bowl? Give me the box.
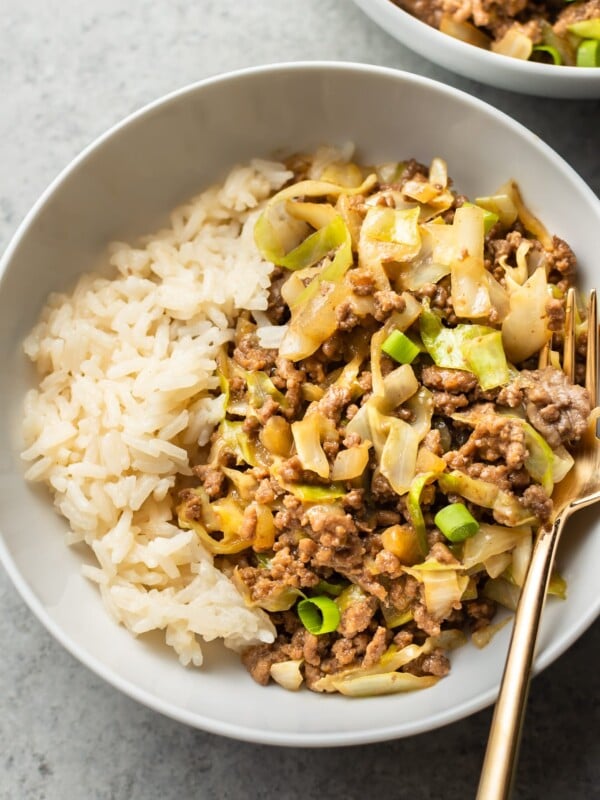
[1,63,599,747]
[353,0,600,98]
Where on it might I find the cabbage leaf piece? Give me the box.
[420,304,509,389]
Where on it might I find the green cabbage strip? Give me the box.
[462,331,510,390]
[245,370,288,410]
[255,213,348,271]
[254,174,376,267]
[419,302,509,389]
[279,220,353,361]
[407,471,438,557]
[438,470,537,527]
[232,567,304,612]
[219,420,259,467]
[290,219,353,308]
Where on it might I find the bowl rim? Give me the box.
[1,60,599,747]
[353,0,600,82]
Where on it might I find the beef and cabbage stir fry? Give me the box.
[178,152,592,695]
[395,1,600,67]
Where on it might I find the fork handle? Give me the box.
[476,512,568,800]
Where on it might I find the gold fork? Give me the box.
[476,289,599,800]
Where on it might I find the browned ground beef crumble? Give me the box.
[179,156,591,692]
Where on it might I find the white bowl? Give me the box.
[0,63,599,747]
[352,0,600,98]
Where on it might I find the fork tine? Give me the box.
[585,290,597,407]
[538,340,551,369]
[563,287,576,383]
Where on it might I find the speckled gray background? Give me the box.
[1,2,599,798]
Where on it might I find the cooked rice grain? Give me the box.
[21,159,293,665]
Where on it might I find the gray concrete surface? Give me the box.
[1,2,599,798]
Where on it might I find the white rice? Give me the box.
[21,158,295,667]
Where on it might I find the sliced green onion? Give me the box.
[567,19,600,40]
[531,45,562,65]
[382,330,420,364]
[434,503,480,543]
[297,596,341,635]
[576,39,600,67]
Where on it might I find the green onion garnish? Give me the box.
[382,330,420,364]
[576,39,600,67]
[297,596,341,634]
[434,503,480,543]
[567,19,600,39]
[532,45,562,66]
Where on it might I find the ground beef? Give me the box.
[415,278,455,320]
[465,598,497,632]
[348,270,377,296]
[519,367,591,447]
[239,504,258,541]
[339,491,361,516]
[521,484,553,524]
[431,390,470,415]
[317,385,352,422]
[429,541,460,565]
[304,506,358,548]
[233,333,277,371]
[273,356,305,417]
[266,270,289,324]
[454,409,527,470]
[403,648,450,678]
[466,462,530,491]
[256,396,280,424]
[192,464,227,499]
[545,235,577,278]
[388,574,421,615]
[412,598,442,637]
[546,296,565,333]
[241,642,280,685]
[373,290,406,321]
[371,470,398,502]
[336,301,361,332]
[338,595,378,637]
[421,365,478,394]
[496,381,524,408]
[362,626,389,668]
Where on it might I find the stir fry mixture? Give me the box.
[394,1,600,67]
[178,152,591,695]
